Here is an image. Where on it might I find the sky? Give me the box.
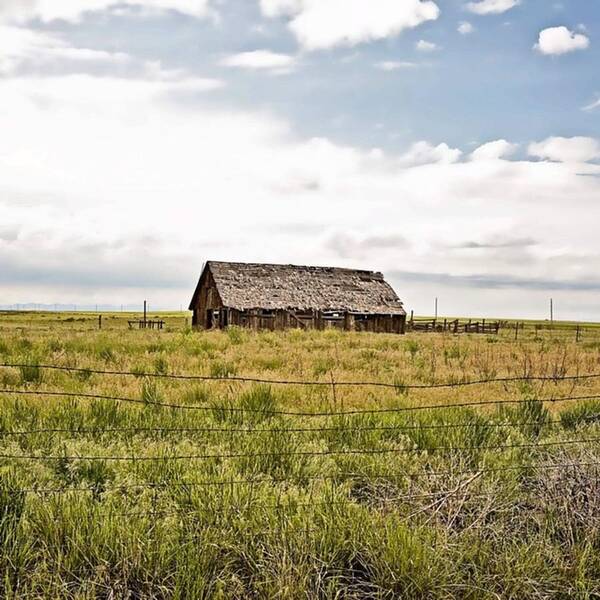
[0,0,599,320]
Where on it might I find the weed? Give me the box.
[18,358,43,384]
[154,355,169,376]
[561,400,600,430]
[98,347,115,362]
[210,360,236,378]
[404,340,420,359]
[141,378,164,405]
[226,326,246,345]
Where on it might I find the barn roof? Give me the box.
[190,261,406,315]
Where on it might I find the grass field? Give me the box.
[1,311,600,598]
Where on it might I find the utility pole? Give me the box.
[550,298,554,327]
[434,297,438,319]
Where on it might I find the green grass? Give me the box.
[0,311,599,597]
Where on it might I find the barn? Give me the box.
[189,261,407,333]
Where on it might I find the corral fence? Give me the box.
[0,310,598,343]
[407,316,598,342]
[408,317,501,335]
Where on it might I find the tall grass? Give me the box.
[0,312,599,597]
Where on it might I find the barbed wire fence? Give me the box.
[0,363,600,520]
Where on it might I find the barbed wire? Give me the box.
[1,436,599,462]
[2,387,600,416]
[1,415,594,438]
[1,363,600,389]
[3,460,599,496]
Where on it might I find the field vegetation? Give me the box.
[1,311,600,598]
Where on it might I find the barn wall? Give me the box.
[218,309,405,334]
[192,269,224,329]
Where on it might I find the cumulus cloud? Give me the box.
[398,141,462,166]
[1,72,600,318]
[470,139,518,161]
[0,0,213,23]
[416,40,438,52]
[219,50,297,73]
[466,0,519,15]
[258,0,440,50]
[529,137,600,163]
[534,26,590,55]
[458,21,474,35]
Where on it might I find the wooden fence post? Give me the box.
[98,315,102,330]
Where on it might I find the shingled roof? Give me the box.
[190,261,406,315]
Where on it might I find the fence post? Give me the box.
[98,315,102,330]
[330,371,338,412]
[576,325,581,343]
[514,322,518,341]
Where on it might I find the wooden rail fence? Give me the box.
[408,318,500,335]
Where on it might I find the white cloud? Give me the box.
[374,60,418,71]
[259,0,440,50]
[219,50,296,73]
[582,96,600,112]
[471,139,518,161]
[458,21,474,35]
[0,25,131,75]
[260,0,303,17]
[1,73,600,319]
[398,141,462,167]
[528,137,600,163]
[0,0,213,24]
[326,232,408,259]
[466,0,519,15]
[416,40,438,52]
[534,26,590,55]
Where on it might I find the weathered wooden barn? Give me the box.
[189,261,407,333]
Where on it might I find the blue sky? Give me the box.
[0,0,599,319]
